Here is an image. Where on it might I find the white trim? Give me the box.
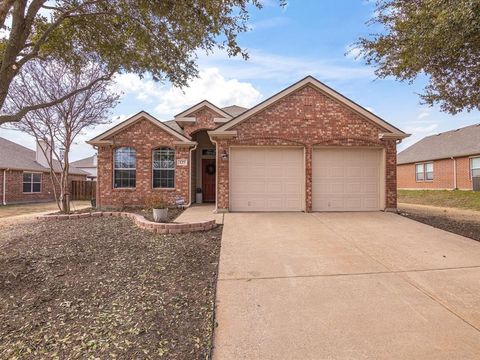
[208,130,237,140]
[22,171,42,194]
[174,100,232,120]
[470,156,480,180]
[212,76,408,138]
[88,111,193,145]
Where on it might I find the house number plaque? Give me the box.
[177,159,188,166]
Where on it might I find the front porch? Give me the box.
[190,130,217,206]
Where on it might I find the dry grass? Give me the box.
[0,201,91,219]
[398,190,480,211]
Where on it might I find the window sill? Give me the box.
[112,188,136,191]
[23,192,42,194]
[152,188,176,191]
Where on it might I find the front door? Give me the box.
[202,158,216,202]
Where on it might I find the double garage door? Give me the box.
[230,147,382,212]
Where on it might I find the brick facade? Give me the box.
[0,169,85,204]
[93,82,403,212]
[397,156,476,190]
[215,85,398,211]
[96,118,192,209]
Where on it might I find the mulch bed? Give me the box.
[400,210,480,242]
[126,207,185,223]
[51,207,185,223]
[0,217,222,359]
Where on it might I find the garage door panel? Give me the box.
[231,148,304,211]
[313,148,382,212]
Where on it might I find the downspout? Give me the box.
[185,143,198,207]
[451,157,457,189]
[2,168,9,206]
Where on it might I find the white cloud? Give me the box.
[398,123,439,152]
[345,45,362,61]
[154,68,262,117]
[417,110,430,119]
[249,16,289,31]
[114,68,263,119]
[198,49,373,83]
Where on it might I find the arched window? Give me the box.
[114,147,136,188]
[153,147,175,188]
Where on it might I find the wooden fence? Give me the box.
[71,180,96,200]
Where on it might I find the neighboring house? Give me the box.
[70,155,97,180]
[88,76,408,212]
[397,124,480,190]
[0,137,87,205]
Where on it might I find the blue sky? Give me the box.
[1,0,478,160]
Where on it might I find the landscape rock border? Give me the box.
[36,211,216,234]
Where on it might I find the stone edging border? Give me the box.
[36,211,216,234]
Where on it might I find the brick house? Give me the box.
[88,76,408,212]
[0,137,87,205]
[398,124,480,190]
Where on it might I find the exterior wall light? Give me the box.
[221,150,229,161]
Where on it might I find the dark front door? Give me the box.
[202,159,216,202]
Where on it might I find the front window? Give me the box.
[416,162,433,181]
[114,147,136,188]
[471,157,480,178]
[153,147,175,188]
[23,173,41,193]
[415,164,424,181]
[425,162,434,181]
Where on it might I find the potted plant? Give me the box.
[196,187,203,204]
[152,201,169,222]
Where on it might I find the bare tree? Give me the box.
[5,58,119,213]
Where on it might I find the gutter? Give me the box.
[2,168,9,206]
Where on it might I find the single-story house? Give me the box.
[0,137,87,205]
[88,76,408,212]
[397,124,480,190]
[70,154,97,180]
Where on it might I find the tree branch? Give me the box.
[0,71,114,124]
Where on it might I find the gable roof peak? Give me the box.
[87,111,193,145]
[211,75,408,138]
[174,100,232,119]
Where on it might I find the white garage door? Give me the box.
[313,148,382,211]
[230,147,304,211]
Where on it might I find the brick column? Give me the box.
[305,144,313,212]
[385,140,397,209]
[216,140,230,211]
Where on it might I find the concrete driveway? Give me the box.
[213,212,480,360]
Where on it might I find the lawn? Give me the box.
[0,201,91,219]
[398,189,480,211]
[0,217,221,359]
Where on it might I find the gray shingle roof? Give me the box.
[70,155,96,168]
[398,123,480,164]
[0,137,86,175]
[221,105,248,117]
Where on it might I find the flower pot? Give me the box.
[196,193,203,204]
[152,208,168,222]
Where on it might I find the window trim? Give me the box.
[23,172,42,194]
[113,147,137,189]
[470,156,480,179]
[415,162,434,182]
[152,147,176,189]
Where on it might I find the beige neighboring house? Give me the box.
[70,155,97,181]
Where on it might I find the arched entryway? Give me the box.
[191,130,216,203]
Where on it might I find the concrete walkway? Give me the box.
[175,204,224,224]
[213,212,480,359]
